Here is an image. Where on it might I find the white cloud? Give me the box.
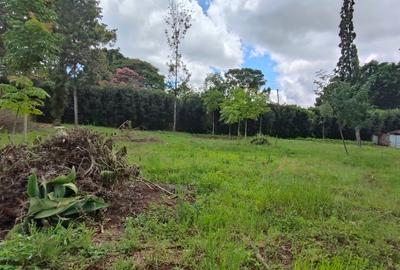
[208,0,400,106]
[99,0,243,88]
[99,0,400,106]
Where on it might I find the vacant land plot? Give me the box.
[1,127,399,269]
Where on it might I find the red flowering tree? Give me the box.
[111,67,144,87]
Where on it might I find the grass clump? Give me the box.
[0,224,95,269]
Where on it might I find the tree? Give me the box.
[220,88,247,137]
[220,97,240,138]
[3,0,59,76]
[249,90,270,136]
[336,0,359,83]
[330,0,367,149]
[202,89,224,135]
[225,68,266,91]
[240,90,269,138]
[314,70,333,106]
[325,81,369,154]
[0,1,6,80]
[105,49,165,90]
[202,72,226,135]
[165,0,193,132]
[53,0,116,126]
[317,103,333,140]
[0,76,49,135]
[204,72,226,94]
[110,67,145,87]
[2,0,59,139]
[360,61,400,109]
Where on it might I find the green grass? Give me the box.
[1,126,399,269]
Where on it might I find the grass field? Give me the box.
[1,126,400,269]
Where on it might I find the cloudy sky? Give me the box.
[99,0,400,107]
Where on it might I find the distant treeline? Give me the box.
[37,86,400,140]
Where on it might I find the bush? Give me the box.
[250,136,269,145]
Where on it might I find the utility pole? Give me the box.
[276,89,280,105]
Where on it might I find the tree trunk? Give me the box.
[173,97,177,132]
[12,108,20,135]
[259,117,263,136]
[339,126,349,155]
[212,111,215,136]
[229,125,231,139]
[355,127,361,147]
[173,49,178,132]
[73,87,79,127]
[244,119,248,139]
[237,121,241,137]
[322,121,325,140]
[23,115,28,142]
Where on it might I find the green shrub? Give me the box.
[250,136,269,145]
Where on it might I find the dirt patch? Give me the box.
[100,181,176,230]
[0,128,174,239]
[256,237,293,268]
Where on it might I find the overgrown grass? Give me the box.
[1,126,399,269]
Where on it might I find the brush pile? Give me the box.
[0,128,173,238]
[250,136,270,145]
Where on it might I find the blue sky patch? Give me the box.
[197,0,210,14]
[242,45,278,90]
[196,0,278,90]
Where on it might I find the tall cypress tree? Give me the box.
[336,0,359,82]
[331,0,369,150]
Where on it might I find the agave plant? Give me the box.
[25,167,108,224]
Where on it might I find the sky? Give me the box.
[99,0,400,107]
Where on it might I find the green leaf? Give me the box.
[63,183,78,195]
[27,173,40,198]
[34,204,75,219]
[67,167,77,183]
[27,197,43,215]
[47,175,69,185]
[27,198,59,216]
[62,198,108,216]
[41,181,48,198]
[54,185,66,198]
[33,197,81,219]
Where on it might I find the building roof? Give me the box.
[389,130,400,135]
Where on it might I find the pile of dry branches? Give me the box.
[0,128,141,237]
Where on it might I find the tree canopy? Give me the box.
[360,61,400,109]
[225,68,266,91]
[3,0,59,77]
[105,49,165,90]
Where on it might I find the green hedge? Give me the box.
[38,86,400,140]
[59,86,207,133]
